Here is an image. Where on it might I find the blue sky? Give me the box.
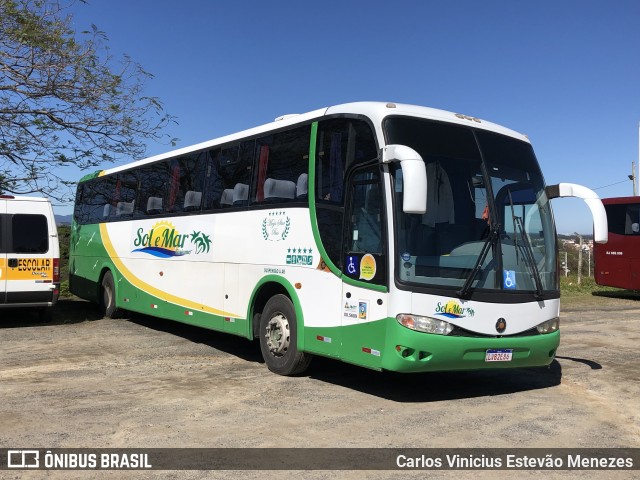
[59,0,640,234]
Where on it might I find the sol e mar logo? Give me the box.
[133,221,212,258]
[435,299,475,319]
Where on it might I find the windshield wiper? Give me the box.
[457,225,498,299]
[507,190,544,299]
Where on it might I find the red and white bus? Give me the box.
[594,196,640,290]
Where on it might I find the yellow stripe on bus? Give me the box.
[99,223,239,318]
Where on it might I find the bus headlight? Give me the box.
[536,317,559,334]
[397,314,454,335]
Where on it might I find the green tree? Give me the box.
[0,0,175,201]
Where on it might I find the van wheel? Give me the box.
[259,294,312,376]
[101,271,121,318]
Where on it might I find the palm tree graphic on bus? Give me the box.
[190,231,212,254]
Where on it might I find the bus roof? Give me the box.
[601,196,640,205]
[97,101,531,177]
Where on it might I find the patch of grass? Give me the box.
[560,276,619,296]
[59,280,71,298]
[559,275,640,311]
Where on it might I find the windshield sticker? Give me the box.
[262,211,290,241]
[503,270,516,289]
[132,221,211,258]
[435,300,475,319]
[359,254,377,281]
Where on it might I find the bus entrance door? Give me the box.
[339,165,387,369]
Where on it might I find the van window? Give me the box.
[12,214,49,253]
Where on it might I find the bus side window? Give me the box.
[73,183,87,225]
[315,119,378,204]
[605,204,627,235]
[626,205,640,234]
[174,152,206,213]
[114,172,137,219]
[80,175,117,224]
[253,127,309,205]
[137,162,170,217]
[205,142,252,210]
[168,161,182,212]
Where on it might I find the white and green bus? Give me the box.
[70,102,607,375]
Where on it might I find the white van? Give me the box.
[0,195,60,321]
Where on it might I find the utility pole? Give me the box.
[633,123,640,196]
[574,233,583,285]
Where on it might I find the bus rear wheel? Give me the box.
[101,271,122,319]
[259,294,311,376]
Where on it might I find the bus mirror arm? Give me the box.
[382,145,427,214]
[545,183,608,244]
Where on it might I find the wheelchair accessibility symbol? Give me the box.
[503,270,516,290]
[346,255,360,276]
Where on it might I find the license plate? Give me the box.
[485,349,513,362]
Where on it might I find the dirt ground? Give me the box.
[1,293,639,479]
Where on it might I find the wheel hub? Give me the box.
[265,313,290,356]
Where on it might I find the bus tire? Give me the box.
[101,271,122,319]
[259,294,312,376]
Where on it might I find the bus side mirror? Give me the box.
[382,145,427,214]
[545,183,608,244]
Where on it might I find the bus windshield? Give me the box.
[387,117,557,296]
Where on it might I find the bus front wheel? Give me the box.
[101,271,122,319]
[259,294,311,376]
